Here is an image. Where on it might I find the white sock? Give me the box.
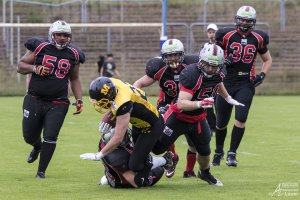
[151,156,166,169]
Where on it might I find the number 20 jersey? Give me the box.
[216,27,269,83]
[25,37,85,101]
[145,55,199,105]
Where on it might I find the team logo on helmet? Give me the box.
[101,84,110,95]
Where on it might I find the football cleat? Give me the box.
[183,170,196,178]
[162,151,174,169]
[212,152,224,166]
[197,170,223,186]
[165,155,179,178]
[27,148,40,163]
[36,171,45,179]
[226,152,238,167]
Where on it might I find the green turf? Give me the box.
[0,96,299,200]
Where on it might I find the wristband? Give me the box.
[197,101,201,108]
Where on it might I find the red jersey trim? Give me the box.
[154,66,168,81]
[252,31,264,49]
[222,30,236,53]
[180,84,193,95]
[69,47,79,64]
[34,42,48,57]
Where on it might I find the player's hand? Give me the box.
[197,97,214,108]
[80,152,102,161]
[224,56,233,68]
[99,122,112,134]
[33,65,51,76]
[225,96,245,107]
[72,99,83,115]
[252,72,266,87]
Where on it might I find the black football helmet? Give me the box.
[89,77,117,113]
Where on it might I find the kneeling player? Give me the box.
[81,128,173,188]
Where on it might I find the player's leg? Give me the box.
[189,120,222,186]
[206,107,216,134]
[37,102,68,178]
[22,95,43,164]
[183,135,197,178]
[213,94,234,166]
[227,84,255,167]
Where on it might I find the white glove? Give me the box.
[99,122,112,134]
[197,97,214,108]
[225,96,245,107]
[80,152,103,161]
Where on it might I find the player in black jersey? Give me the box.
[133,39,199,178]
[17,20,85,178]
[213,6,272,167]
[152,44,244,186]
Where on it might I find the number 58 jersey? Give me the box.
[25,37,85,101]
[216,27,269,83]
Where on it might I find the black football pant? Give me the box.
[152,112,212,156]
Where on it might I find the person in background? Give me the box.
[212,5,272,167]
[97,54,105,77]
[17,20,85,178]
[100,53,121,78]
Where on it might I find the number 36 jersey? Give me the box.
[216,27,269,83]
[25,37,85,101]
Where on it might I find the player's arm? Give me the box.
[17,50,36,74]
[70,64,83,114]
[217,83,244,106]
[133,75,156,88]
[177,90,198,111]
[259,50,272,75]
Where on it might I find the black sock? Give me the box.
[38,141,56,173]
[215,128,227,153]
[33,137,42,151]
[229,125,245,153]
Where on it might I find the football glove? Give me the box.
[225,96,245,107]
[252,72,266,87]
[197,97,214,108]
[33,65,51,76]
[98,122,112,134]
[72,99,83,115]
[80,152,103,161]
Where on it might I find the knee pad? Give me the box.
[197,144,211,156]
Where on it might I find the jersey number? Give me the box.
[229,42,256,64]
[164,80,178,97]
[43,55,71,79]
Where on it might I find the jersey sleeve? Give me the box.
[179,64,199,93]
[145,57,164,79]
[116,101,133,116]
[255,30,269,54]
[215,27,234,49]
[24,37,45,52]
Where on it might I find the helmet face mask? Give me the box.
[89,77,117,113]
[161,39,184,69]
[198,44,224,78]
[235,6,256,33]
[48,20,72,50]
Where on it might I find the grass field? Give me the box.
[0,96,299,200]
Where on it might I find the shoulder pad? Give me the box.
[145,57,164,78]
[183,55,199,65]
[253,30,269,46]
[180,64,200,89]
[69,45,86,64]
[24,37,47,52]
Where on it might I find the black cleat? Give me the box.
[226,152,238,167]
[27,148,40,163]
[165,155,179,178]
[212,152,224,166]
[197,170,223,186]
[36,171,45,179]
[162,151,174,169]
[183,170,196,178]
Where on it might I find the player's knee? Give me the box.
[197,145,211,156]
[151,142,167,155]
[216,125,227,130]
[235,119,246,127]
[23,136,36,145]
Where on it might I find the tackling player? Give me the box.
[213,6,272,167]
[17,20,85,178]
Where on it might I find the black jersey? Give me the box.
[145,55,199,105]
[216,27,269,83]
[174,64,225,116]
[103,61,117,77]
[25,37,85,101]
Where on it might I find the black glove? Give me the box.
[72,99,83,115]
[224,56,233,68]
[252,72,266,87]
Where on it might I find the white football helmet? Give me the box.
[235,6,256,33]
[199,43,224,78]
[48,20,72,50]
[161,39,184,69]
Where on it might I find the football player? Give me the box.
[80,77,165,187]
[213,6,272,167]
[17,20,85,178]
[81,127,174,188]
[152,44,245,186]
[133,39,200,178]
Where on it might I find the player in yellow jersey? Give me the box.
[80,77,165,187]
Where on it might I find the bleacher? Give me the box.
[0,1,299,95]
